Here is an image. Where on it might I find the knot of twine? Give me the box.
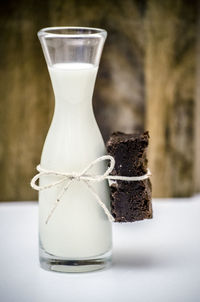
[30,155,151,224]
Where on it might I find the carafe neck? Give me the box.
[48,64,100,135]
[49,63,98,121]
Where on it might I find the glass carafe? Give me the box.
[37,27,112,273]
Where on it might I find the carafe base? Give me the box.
[39,245,112,273]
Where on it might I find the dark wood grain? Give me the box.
[0,0,198,200]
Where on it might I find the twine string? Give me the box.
[30,155,151,224]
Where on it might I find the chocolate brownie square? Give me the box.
[107,131,152,222]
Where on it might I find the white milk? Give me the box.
[39,63,112,259]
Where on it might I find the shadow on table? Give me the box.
[112,250,166,270]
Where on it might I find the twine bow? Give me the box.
[30,155,151,224]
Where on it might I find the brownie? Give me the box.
[106,131,152,222]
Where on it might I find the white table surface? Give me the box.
[0,196,200,302]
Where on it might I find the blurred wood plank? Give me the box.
[145,0,197,197]
[194,2,200,193]
[0,0,53,200]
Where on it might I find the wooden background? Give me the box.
[0,0,199,200]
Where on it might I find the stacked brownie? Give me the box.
[106,131,152,222]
